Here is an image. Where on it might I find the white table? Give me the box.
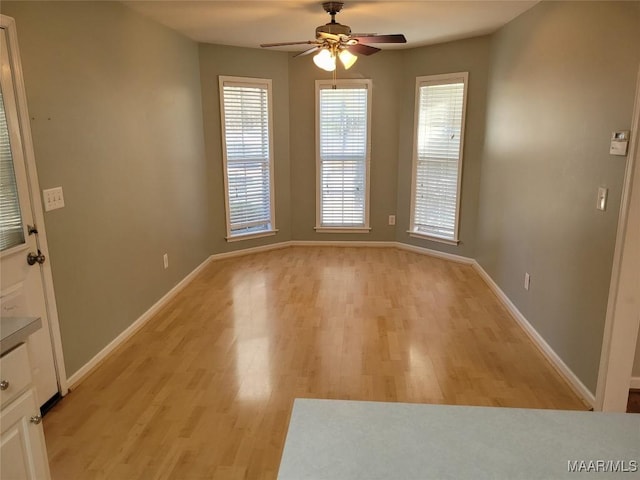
[278,399,639,479]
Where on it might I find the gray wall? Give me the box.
[476,1,640,392]
[396,37,491,258]
[289,51,402,241]
[2,1,209,376]
[198,44,291,252]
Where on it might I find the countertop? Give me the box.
[0,316,41,355]
[278,399,639,479]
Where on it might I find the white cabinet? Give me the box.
[0,344,51,480]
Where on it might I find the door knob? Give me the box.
[30,415,42,425]
[27,250,46,265]
[0,380,8,390]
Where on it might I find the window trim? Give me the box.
[409,72,468,245]
[219,75,277,241]
[315,78,372,234]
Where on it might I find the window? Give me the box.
[316,79,371,232]
[0,84,25,252]
[219,76,276,241]
[410,73,468,244]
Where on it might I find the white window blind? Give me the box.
[317,80,371,229]
[0,85,25,252]
[411,73,468,242]
[220,77,275,239]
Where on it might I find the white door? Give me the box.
[0,26,59,408]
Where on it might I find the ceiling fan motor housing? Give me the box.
[317,1,351,38]
[316,22,351,38]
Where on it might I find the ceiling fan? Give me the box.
[260,1,407,71]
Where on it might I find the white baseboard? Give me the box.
[66,255,215,389]
[394,242,474,265]
[65,240,474,390]
[290,240,474,266]
[210,241,292,261]
[290,240,396,248]
[67,239,595,409]
[630,377,640,390]
[472,261,596,408]
[67,239,458,389]
[289,240,475,267]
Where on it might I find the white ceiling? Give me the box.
[123,1,539,51]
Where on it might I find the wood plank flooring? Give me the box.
[43,247,587,479]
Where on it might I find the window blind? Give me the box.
[318,85,369,227]
[0,85,25,252]
[413,77,466,240]
[221,80,274,237]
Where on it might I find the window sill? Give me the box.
[226,229,278,242]
[315,227,371,234]
[408,231,460,246]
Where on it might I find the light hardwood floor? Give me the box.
[44,247,587,479]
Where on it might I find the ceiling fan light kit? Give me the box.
[312,46,357,72]
[338,49,357,69]
[313,48,336,71]
[260,1,406,73]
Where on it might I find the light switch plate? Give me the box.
[597,186,608,211]
[609,141,628,156]
[610,131,629,156]
[43,187,65,211]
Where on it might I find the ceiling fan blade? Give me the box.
[352,34,407,44]
[261,41,316,48]
[347,43,381,56]
[295,46,321,57]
